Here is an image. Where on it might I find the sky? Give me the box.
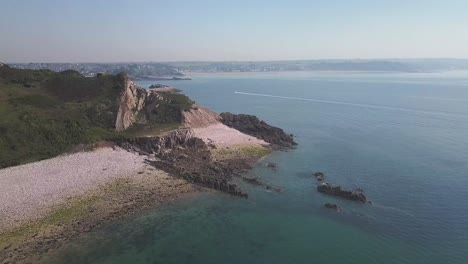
[1,0,468,63]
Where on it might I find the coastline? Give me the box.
[0,66,297,263]
[0,129,280,263]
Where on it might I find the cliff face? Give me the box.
[115,75,148,131]
[114,74,193,131]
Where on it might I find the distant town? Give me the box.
[9,59,468,79]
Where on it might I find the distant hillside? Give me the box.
[10,62,185,79]
[165,60,418,72]
[0,65,193,168]
[390,58,468,71]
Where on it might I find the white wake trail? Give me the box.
[234,91,467,117]
[408,96,468,102]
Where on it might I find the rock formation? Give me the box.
[115,129,249,198]
[317,183,368,203]
[114,74,193,131]
[115,74,149,131]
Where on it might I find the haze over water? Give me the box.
[46,71,468,264]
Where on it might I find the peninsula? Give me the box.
[0,64,295,263]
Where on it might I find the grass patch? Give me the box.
[8,94,60,108]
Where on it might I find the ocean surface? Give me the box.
[46,71,468,264]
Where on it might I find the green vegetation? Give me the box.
[0,66,193,168]
[142,91,194,124]
[122,123,181,137]
[213,145,272,160]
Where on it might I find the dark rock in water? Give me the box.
[171,77,191,80]
[219,112,297,148]
[324,203,342,212]
[242,177,282,192]
[317,183,368,203]
[242,177,263,186]
[149,84,170,89]
[314,172,325,181]
[266,162,277,169]
[265,185,283,192]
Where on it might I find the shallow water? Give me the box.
[45,71,468,263]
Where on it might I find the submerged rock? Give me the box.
[324,203,342,212]
[317,183,368,203]
[242,177,263,186]
[265,185,283,193]
[314,172,325,181]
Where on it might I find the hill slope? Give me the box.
[0,65,193,168]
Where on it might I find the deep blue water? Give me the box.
[46,71,468,263]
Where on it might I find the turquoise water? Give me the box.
[48,71,468,263]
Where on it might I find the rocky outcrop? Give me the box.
[114,74,190,131]
[115,74,149,131]
[149,84,170,89]
[219,112,297,148]
[317,183,368,203]
[115,128,249,198]
[116,128,198,155]
[242,177,263,185]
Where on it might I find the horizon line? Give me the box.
[5,57,468,64]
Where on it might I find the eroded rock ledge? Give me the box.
[115,129,250,198]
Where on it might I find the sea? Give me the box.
[45,71,468,264]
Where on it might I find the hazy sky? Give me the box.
[1,0,468,62]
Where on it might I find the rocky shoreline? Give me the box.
[1,120,294,263]
[116,129,254,198]
[0,68,297,263]
[0,65,296,263]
